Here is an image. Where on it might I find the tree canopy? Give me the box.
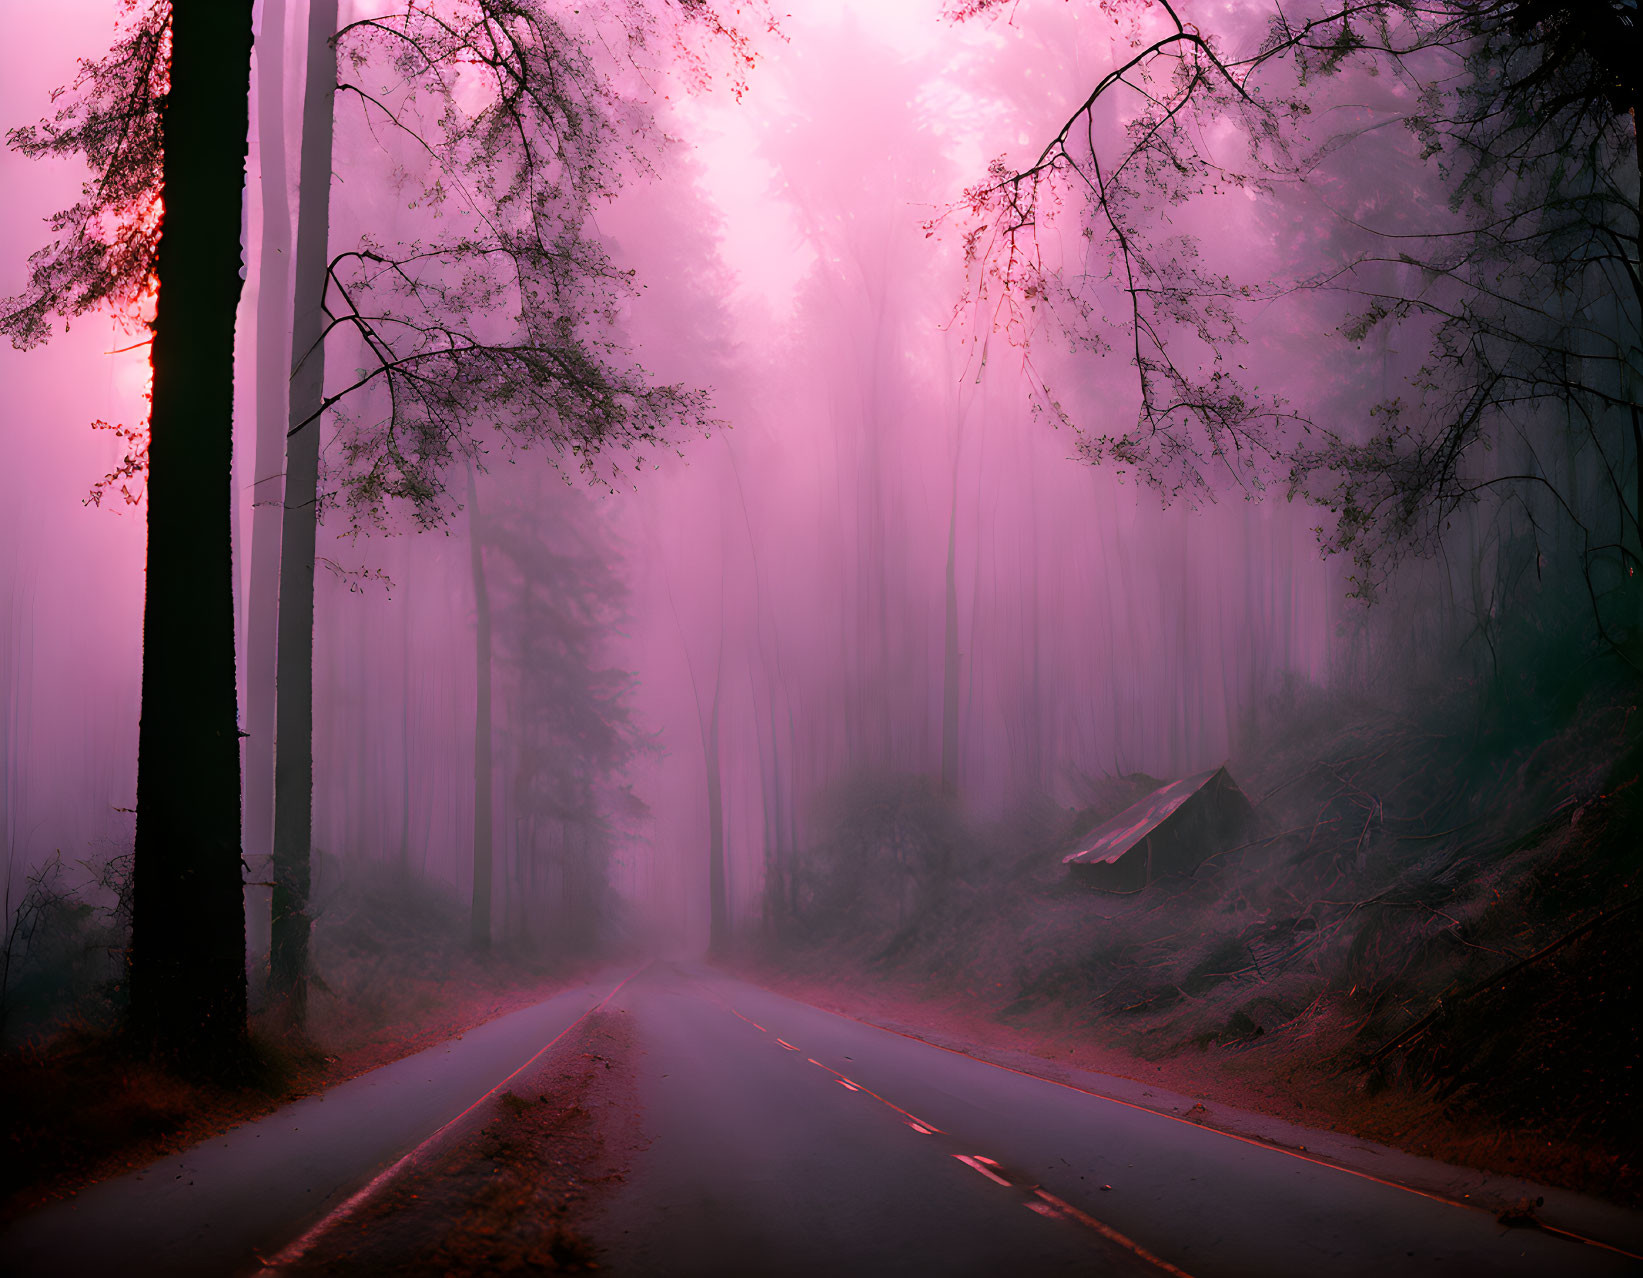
[4,0,776,520]
[949,0,1641,622]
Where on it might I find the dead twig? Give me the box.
[1262,988,1327,1039]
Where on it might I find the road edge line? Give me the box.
[251,960,651,1275]
[722,970,1643,1262]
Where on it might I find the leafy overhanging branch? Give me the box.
[4,0,773,522]
[944,0,1641,608]
[1,0,168,351]
[310,0,723,527]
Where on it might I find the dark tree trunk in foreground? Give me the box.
[270,0,338,1024]
[127,0,255,1066]
[467,465,494,950]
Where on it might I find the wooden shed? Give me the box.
[1063,766,1254,892]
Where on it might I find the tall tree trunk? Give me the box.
[269,0,338,1024]
[940,459,961,796]
[786,701,800,919]
[652,510,729,955]
[128,0,255,1066]
[244,0,291,944]
[1630,122,1642,627]
[467,464,494,950]
[705,661,727,954]
[1025,450,1044,790]
[399,570,413,871]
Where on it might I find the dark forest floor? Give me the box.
[755,669,1642,1207]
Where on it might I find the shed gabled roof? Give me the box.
[1062,767,1225,867]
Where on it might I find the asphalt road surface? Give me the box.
[0,973,625,1278]
[596,963,1642,1278]
[3,960,1640,1276]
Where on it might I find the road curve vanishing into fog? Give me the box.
[3,960,1641,1277]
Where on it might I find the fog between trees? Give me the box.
[1,0,1635,1041]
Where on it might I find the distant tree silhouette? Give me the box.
[481,467,649,953]
[464,463,495,950]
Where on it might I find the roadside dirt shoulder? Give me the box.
[283,1005,641,1275]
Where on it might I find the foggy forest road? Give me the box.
[4,962,1642,1277]
[0,972,628,1278]
[594,964,1643,1277]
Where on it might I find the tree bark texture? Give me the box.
[270,0,338,1023]
[127,0,255,1065]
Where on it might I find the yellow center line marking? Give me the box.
[1033,1188,1197,1278]
[954,1154,1013,1187]
[748,993,1643,1258]
[724,1003,1195,1275]
[726,1002,946,1134]
[795,1049,944,1134]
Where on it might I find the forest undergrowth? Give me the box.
[0,855,581,1217]
[759,657,1642,1205]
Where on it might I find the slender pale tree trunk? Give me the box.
[244,0,291,957]
[467,464,494,950]
[786,701,800,917]
[399,570,413,871]
[128,0,255,1066]
[940,460,961,796]
[939,365,970,798]
[651,505,729,954]
[1025,452,1044,790]
[721,439,787,933]
[704,657,727,954]
[270,0,338,1025]
[758,690,780,934]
